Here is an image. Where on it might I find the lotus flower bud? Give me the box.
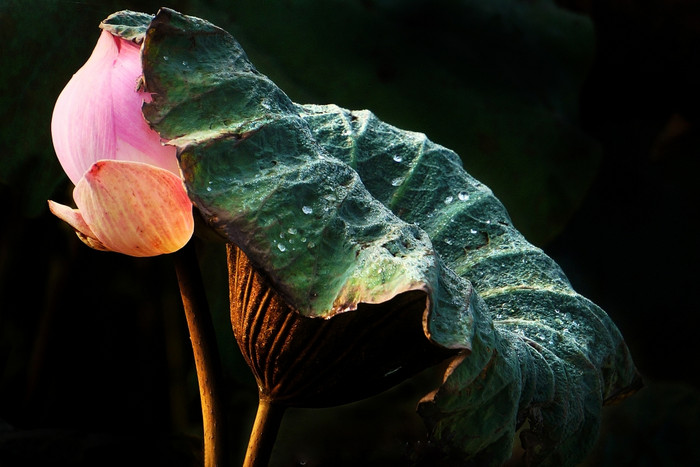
[48,29,193,257]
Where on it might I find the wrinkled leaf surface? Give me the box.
[104,8,639,465]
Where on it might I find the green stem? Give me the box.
[173,241,228,467]
[243,397,286,467]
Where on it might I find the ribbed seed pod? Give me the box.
[228,243,455,407]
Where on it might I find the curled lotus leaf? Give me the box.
[104,8,640,465]
[298,104,640,465]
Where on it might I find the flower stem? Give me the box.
[243,397,286,467]
[173,241,227,467]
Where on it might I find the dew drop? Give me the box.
[181,61,188,66]
[384,366,401,377]
[287,227,297,235]
[302,205,313,214]
[392,154,403,163]
[163,56,169,61]
[206,186,212,192]
[470,228,478,234]
[444,195,454,204]
[277,243,286,252]
[458,191,470,201]
[391,177,404,187]
[308,242,316,249]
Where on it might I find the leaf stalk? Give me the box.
[243,397,286,467]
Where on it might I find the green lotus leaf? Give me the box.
[126,8,479,353]
[104,8,639,465]
[299,104,640,465]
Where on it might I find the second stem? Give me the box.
[174,241,228,467]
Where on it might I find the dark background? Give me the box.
[1,0,699,465]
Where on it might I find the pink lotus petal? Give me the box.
[47,200,109,251]
[109,36,180,173]
[73,160,194,257]
[51,30,178,185]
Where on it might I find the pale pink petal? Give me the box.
[51,31,178,185]
[52,30,117,184]
[109,37,180,174]
[47,200,110,252]
[73,160,194,257]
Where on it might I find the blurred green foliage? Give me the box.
[1,0,600,242]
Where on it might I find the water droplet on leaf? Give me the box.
[302,206,313,214]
